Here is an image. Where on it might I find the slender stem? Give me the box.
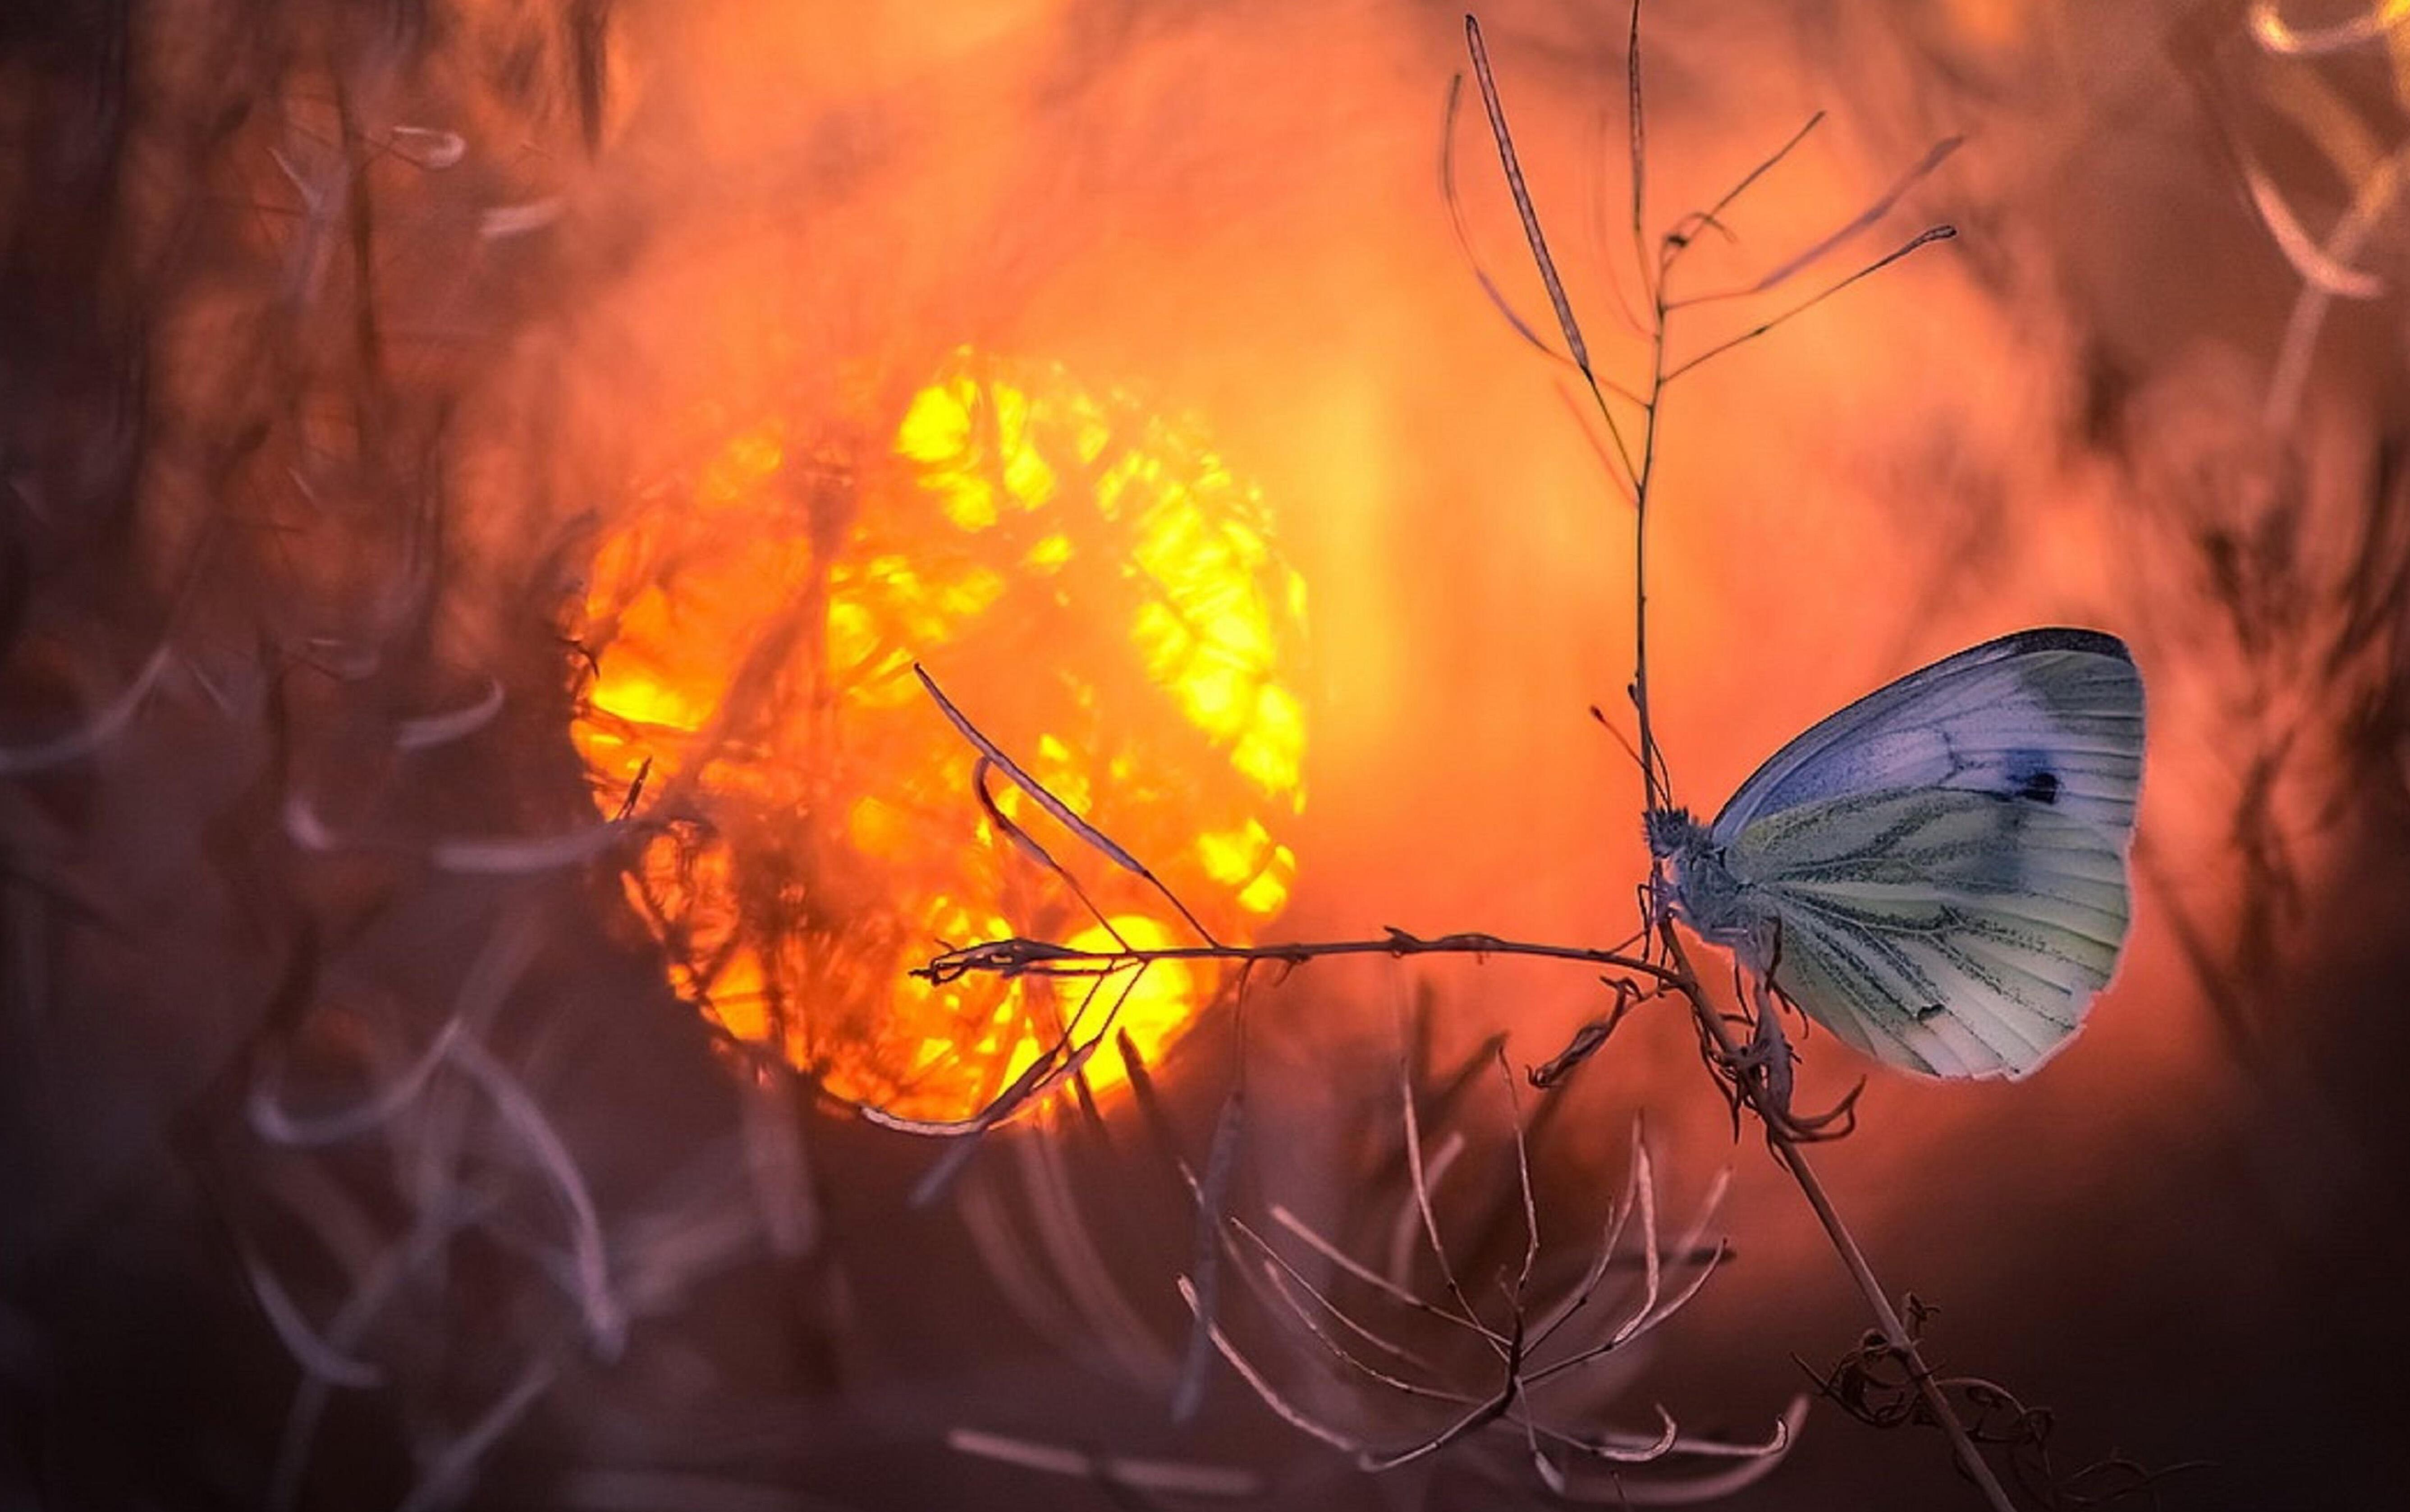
[1628,232,2010,1506]
[918,930,1679,988]
[1657,926,2018,1512]
[1631,285,1667,813]
[1564,261,1664,810]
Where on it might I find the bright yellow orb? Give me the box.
[571,349,1308,1120]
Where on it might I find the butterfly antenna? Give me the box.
[1626,680,1674,811]
[1587,702,1648,779]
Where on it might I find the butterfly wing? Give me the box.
[1709,628,2143,843]
[1710,629,2144,1078]
[1727,788,2131,1077]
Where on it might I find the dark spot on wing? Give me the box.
[1998,748,2060,806]
[1915,1002,1946,1022]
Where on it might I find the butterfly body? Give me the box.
[1646,806,1762,950]
[1648,628,2145,1080]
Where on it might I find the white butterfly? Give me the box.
[1648,628,2145,1079]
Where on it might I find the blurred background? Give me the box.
[5,0,2407,1508]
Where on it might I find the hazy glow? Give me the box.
[571,349,1308,1118]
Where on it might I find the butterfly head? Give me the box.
[1644,805,1708,861]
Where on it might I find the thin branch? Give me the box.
[1524,1404,1570,1494]
[975,756,1122,945]
[1533,1402,1682,1465]
[1465,14,1641,486]
[1526,1242,1725,1386]
[918,927,1676,988]
[1353,1314,1526,1471]
[1465,16,1594,379]
[1662,111,1826,282]
[1530,977,1652,1088]
[1553,379,1644,507]
[1175,1276,1365,1453]
[1582,94,1659,340]
[1663,226,1957,385]
[1251,1258,1477,1402]
[1171,1083,1247,1421]
[1673,136,1961,307]
[1541,1397,1809,1504]
[1387,1129,1465,1288]
[267,1187,504,1512]
[1400,1041,1505,1356]
[1535,1399,1799,1463]
[1659,924,2018,1512]
[1626,0,1651,301]
[1611,1123,1663,1346]
[1255,1207,1504,1345]
[872,968,1133,1147]
[1529,1116,1645,1351]
[1444,78,1648,412]
[1496,1046,1540,1301]
[915,665,1217,946]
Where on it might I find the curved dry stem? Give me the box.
[2250,0,2410,55]
[944,1430,1261,1498]
[447,1036,626,1360]
[1251,1257,1471,1401]
[390,1356,557,1512]
[394,678,505,751]
[1175,1275,1365,1455]
[0,642,173,776]
[1659,924,2017,1512]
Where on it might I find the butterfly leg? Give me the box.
[1723,923,1862,1143]
[1739,975,1796,1109]
[1749,974,1864,1141]
[1638,877,1670,964]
